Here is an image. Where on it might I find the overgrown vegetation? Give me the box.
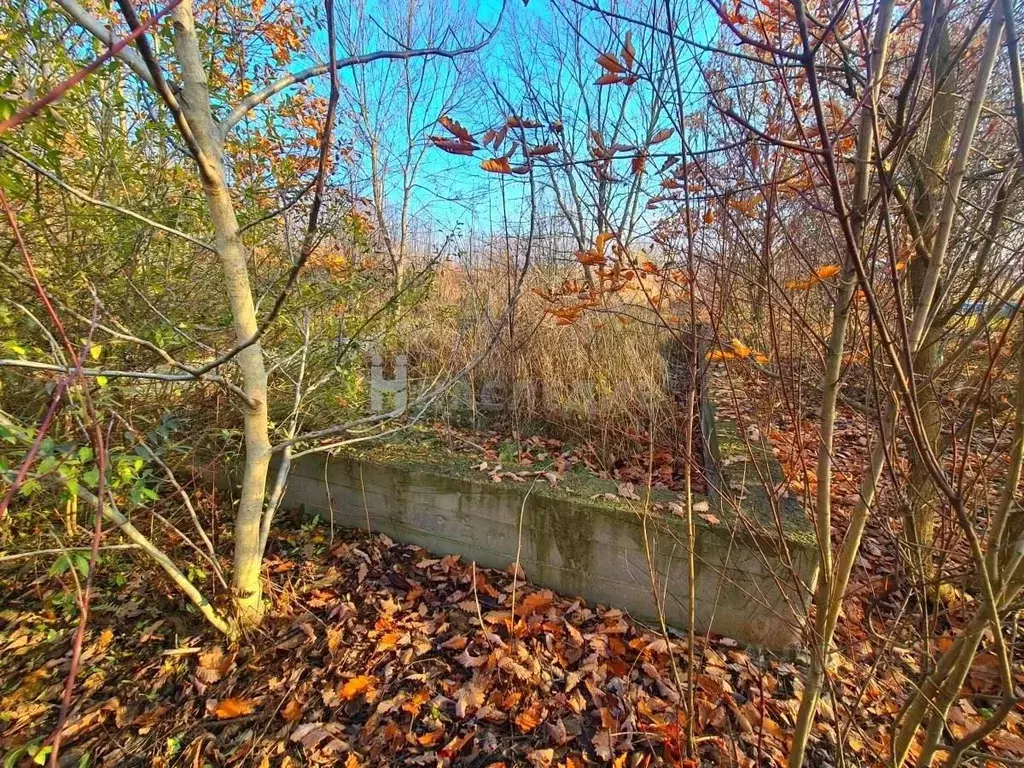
[2,0,1024,764]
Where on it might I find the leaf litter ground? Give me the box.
[3,511,812,767]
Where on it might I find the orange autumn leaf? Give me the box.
[631,154,647,175]
[650,128,674,145]
[429,136,476,155]
[576,250,605,266]
[527,143,559,157]
[703,209,715,224]
[211,697,256,719]
[514,701,544,733]
[730,338,752,359]
[438,115,474,144]
[514,589,554,617]
[596,72,625,86]
[596,52,626,74]
[402,689,431,717]
[480,157,513,174]
[621,30,636,69]
[339,675,375,701]
[707,350,737,362]
[595,231,615,253]
[815,264,841,280]
[281,696,303,722]
[418,728,445,746]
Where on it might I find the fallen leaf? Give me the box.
[210,697,256,720]
[339,675,375,701]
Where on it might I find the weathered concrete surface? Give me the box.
[281,440,817,651]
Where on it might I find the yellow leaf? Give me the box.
[339,675,375,701]
[89,344,102,360]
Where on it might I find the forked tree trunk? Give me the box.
[171,1,271,625]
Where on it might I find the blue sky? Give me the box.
[300,0,717,247]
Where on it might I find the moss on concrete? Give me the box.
[701,394,815,547]
[321,399,815,551]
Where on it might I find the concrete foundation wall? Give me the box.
[282,453,816,651]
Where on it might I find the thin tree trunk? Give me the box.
[171,0,271,624]
[788,1,897,762]
[904,0,957,586]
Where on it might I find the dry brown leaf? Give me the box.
[526,748,555,767]
[593,730,615,761]
[622,31,636,68]
[527,144,559,157]
[196,647,232,683]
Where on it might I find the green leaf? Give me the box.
[72,552,90,577]
[4,340,27,357]
[82,467,100,488]
[50,554,70,576]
